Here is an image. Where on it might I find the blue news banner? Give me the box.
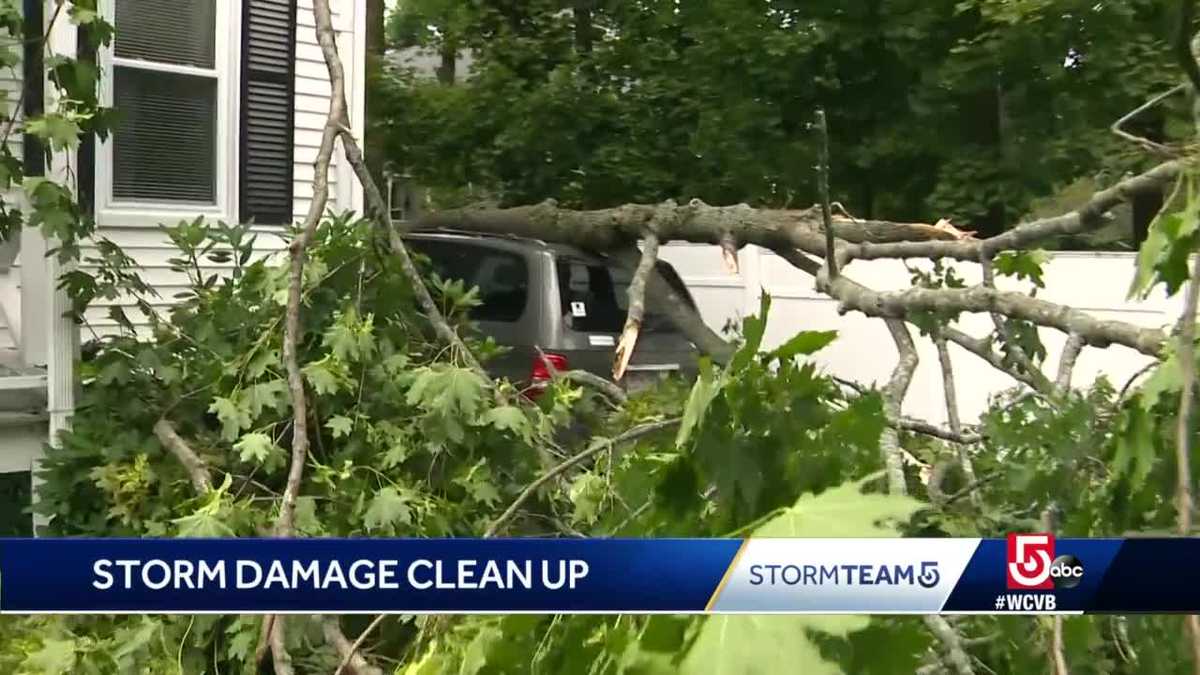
[0,536,1195,614]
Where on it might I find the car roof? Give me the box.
[403,229,607,263]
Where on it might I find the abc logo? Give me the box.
[1050,554,1084,589]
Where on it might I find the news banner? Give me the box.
[0,534,1194,614]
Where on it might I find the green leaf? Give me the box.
[234,432,278,465]
[209,396,251,442]
[770,330,837,361]
[568,472,606,525]
[326,415,355,439]
[681,477,920,674]
[26,113,82,151]
[22,637,78,674]
[481,405,531,440]
[994,249,1050,288]
[1130,185,1200,299]
[173,509,236,538]
[243,378,288,420]
[381,439,413,469]
[303,359,345,396]
[459,624,503,675]
[730,292,771,372]
[750,473,923,538]
[364,487,413,532]
[676,358,721,449]
[406,365,487,419]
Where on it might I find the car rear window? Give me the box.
[407,240,529,323]
[556,258,695,333]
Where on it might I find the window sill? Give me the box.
[96,205,231,230]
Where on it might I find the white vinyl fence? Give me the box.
[658,244,1174,425]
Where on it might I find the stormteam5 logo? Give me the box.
[1006,533,1084,590]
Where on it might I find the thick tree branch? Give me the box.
[412,199,958,259]
[153,419,212,494]
[614,232,660,380]
[1175,252,1200,671]
[485,418,680,538]
[824,276,1167,356]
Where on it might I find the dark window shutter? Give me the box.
[240,0,296,225]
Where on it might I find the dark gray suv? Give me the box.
[405,232,699,393]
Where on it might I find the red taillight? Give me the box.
[527,352,568,398]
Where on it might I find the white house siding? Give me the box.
[80,0,366,336]
[658,245,1172,425]
[0,28,24,353]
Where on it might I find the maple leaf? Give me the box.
[234,432,279,466]
[209,396,251,441]
[364,486,414,532]
[482,405,532,441]
[326,415,355,439]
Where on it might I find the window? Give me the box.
[408,240,530,323]
[556,259,695,334]
[99,0,237,220]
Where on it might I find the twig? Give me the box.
[881,320,918,495]
[614,232,660,381]
[484,418,680,538]
[815,108,838,278]
[152,419,212,494]
[1118,361,1159,402]
[941,327,1051,394]
[942,473,1001,507]
[934,335,980,505]
[899,417,982,445]
[327,616,385,675]
[980,256,1053,391]
[1055,333,1085,397]
[535,346,627,404]
[1112,84,1186,155]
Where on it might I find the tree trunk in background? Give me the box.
[574,0,594,54]
[437,41,456,85]
[364,0,387,188]
[1131,109,1165,246]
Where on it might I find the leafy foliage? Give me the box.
[381,0,1178,240]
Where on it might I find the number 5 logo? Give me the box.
[1007,533,1055,589]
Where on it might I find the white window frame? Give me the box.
[95,0,241,228]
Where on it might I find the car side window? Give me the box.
[408,240,529,323]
